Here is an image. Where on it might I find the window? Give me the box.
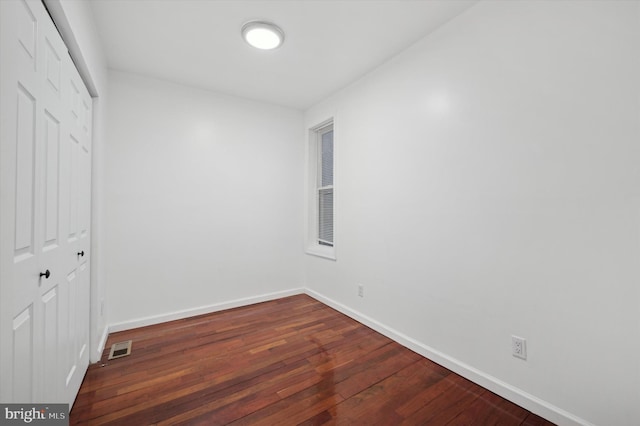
[318,124,334,247]
[307,119,335,259]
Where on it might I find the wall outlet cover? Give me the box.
[512,335,527,360]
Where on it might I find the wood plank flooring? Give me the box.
[71,295,555,425]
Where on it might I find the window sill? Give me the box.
[305,245,336,261]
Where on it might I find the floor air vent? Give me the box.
[108,340,133,360]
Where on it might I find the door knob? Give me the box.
[77,251,85,257]
[40,270,50,279]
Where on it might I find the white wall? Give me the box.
[45,0,110,362]
[49,0,639,423]
[304,1,640,425]
[105,71,304,327]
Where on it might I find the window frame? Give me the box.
[306,118,336,260]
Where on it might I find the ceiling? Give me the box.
[90,0,478,110]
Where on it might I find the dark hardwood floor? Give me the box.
[71,294,555,425]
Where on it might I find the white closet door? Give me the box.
[62,45,93,406]
[0,0,92,407]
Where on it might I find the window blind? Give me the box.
[318,128,333,246]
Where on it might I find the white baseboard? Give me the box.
[304,289,593,426]
[108,288,305,333]
[103,286,592,426]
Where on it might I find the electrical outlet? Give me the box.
[358,284,364,298]
[512,335,527,360]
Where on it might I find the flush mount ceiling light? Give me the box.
[241,21,284,50]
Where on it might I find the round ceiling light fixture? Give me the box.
[241,21,285,50]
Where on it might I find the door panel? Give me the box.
[14,86,37,260]
[42,286,59,401]
[68,134,79,242]
[45,39,62,95]
[79,145,90,239]
[65,269,77,389]
[78,262,89,361]
[12,306,33,402]
[16,0,36,65]
[43,111,61,250]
